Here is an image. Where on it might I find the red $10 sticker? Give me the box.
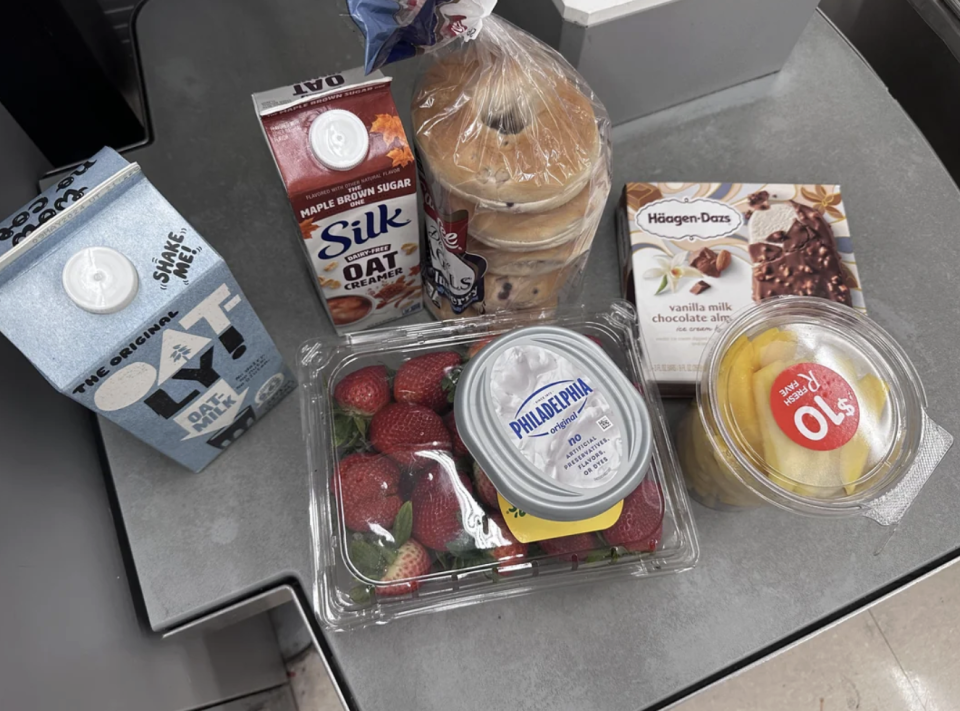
[770,363,860,451]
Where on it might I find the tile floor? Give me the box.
[671,558,960,711]
[281,559,960,711]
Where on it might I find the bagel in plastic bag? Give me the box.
[412,15,613,318]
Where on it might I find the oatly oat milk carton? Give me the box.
[0,148,294,472]
[253,69,422,333]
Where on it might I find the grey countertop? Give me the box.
[103,2,960,710]
[0,318,289,711]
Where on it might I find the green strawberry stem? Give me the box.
[348,536,402,579]
[392,501,413,547]
[348,539,387,578]
[349,585,374,604]
[441,366,462,403]
[432,551,451,571]
[452,551,493,570]
[354,416,368,437]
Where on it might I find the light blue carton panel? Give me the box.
[0,148,129,259]
[0,148,294,472]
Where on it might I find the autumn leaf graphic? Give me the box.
[370,114,408,148]
[387,144,415,168]
[299,218,318,239]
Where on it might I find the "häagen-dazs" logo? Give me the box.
[637,197,743,241]
[509,378,595,441]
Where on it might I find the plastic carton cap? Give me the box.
[62,246,139,314]
[309,109,369,171]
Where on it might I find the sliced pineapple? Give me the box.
[838,372,890,494]
[724,338,763,456]
[753,359,844,495]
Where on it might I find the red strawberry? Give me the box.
[369,402,452,471]
[332,453,402,532]
[377,539,432,596]
[602,480,664,552]
[411,464,476,551]
[398,457,465,501]
[444,411,470,457]
[486,515,527,564]
[540,533,599,561]
[397,470,419,501]
[472,462,500,509]
[394,351,462,412]
[466,337,495,359]
[333,365,390,416]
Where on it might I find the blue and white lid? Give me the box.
[455,326,653,521]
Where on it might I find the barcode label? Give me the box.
[596,416,613,432]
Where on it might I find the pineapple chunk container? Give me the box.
[679,296,953,523]
[301,301,699,630]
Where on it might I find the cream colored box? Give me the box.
[617,182,865,395]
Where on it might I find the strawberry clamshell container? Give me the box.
[299,301,700,630]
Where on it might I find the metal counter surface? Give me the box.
[107,3,960,709]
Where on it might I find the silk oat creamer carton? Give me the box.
[254,69,423,333]
[0,148,294,472]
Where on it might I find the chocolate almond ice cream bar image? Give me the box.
[747,195,852,306]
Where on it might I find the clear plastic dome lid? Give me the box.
[700,297,935,514]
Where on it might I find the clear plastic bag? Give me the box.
[412,15,613,318]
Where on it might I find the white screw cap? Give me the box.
[309,109,369,171]
[62,246,139,314]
